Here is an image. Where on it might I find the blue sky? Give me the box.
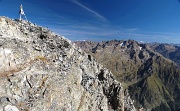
[1,0,180,43]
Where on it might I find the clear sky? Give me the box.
[1,0,180,43]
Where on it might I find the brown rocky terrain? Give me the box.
[75,40,180,111]
[0,17,136,111]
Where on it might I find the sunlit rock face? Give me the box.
[0,17,136,111]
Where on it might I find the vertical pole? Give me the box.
[19,4,22,21]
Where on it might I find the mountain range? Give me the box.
[75,40,180,111]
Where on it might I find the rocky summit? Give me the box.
[75,40,180,111]
[0,16,136,111]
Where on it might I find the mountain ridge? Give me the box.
[149,43,180,66]
[0,16,137,111]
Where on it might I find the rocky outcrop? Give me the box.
[0,17,136,111]
[75,40,180,111]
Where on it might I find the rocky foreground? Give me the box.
[0,17,136,111]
